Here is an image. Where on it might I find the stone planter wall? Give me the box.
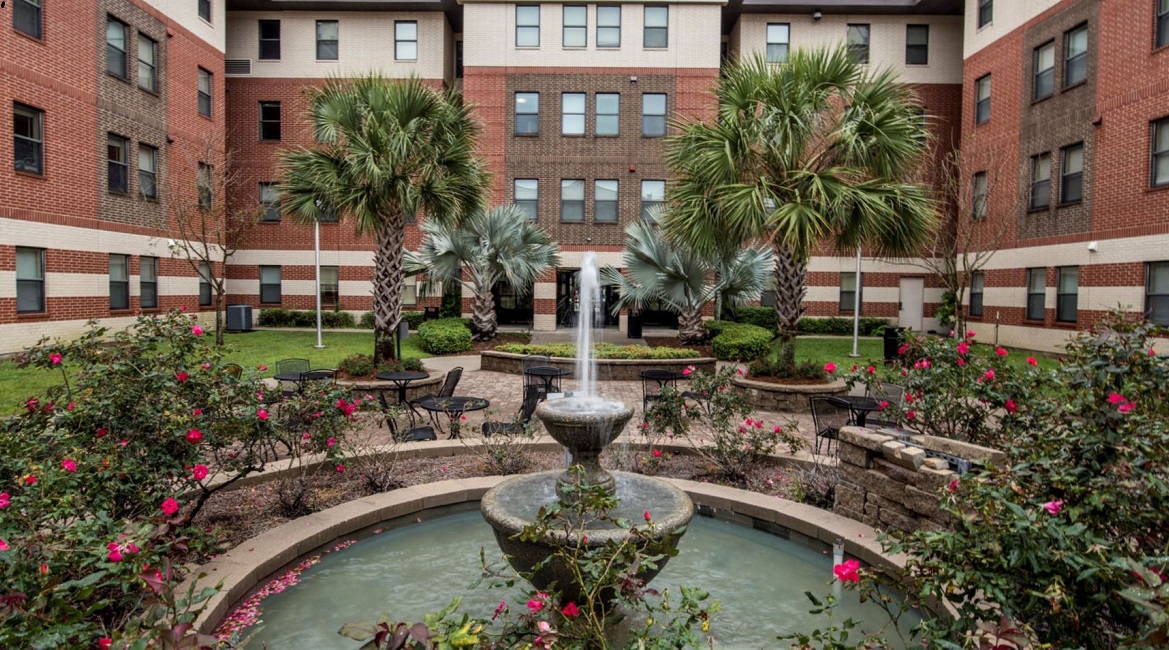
[730,376,848,412]
[832,426,1006,533]
[481,351,716,381]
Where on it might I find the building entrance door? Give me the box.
[556,270,618,328]
[493,282,532,326]
[898,277,925,331]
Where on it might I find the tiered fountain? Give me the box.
[480,253,695,599]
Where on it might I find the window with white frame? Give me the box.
[15,247,45,314]
[1033,41,1055,100]
[1030,153,1051,210]
[1147,262,1169,326]
[906,25,929,65]
[107,18,129,79]
[642,93,666,137]
[107,134,129,194]
[969,272,985,317]
[13,103,43,175]
[321,266,339,306]
[847,24,870,64]
[563,6,586,47]
[260,266,282,304]
[839,272,862,312]
[975,74,991,124]
[395,21,418,60]
[972,171,988,219]
[515,92,539,135]
[138,34,158,92]
[643,6,668,48]
[316,20,339,60]
[640,180,665,221]
[1154,117,1169,187]
[562,93,585,135]
[516,6,540,47]
[597,6,620,47]
[260,182,281,221]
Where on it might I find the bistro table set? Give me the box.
[809,385,904,456]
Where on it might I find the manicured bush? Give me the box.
[336,353,424,378]
[493,342,701,360]
[709,322,773,361]
[357,310,424,330]
[728,305,777,331]
[416,317,473,355]
[257,308,356,329]
[747,357,827,381]
[797,316,887,337]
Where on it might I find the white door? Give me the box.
[898,277,925,331]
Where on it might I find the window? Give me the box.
[561,179,584,222]
[1033,41,1055,100]
[1154,117,1169,187]
[969,272,985,317]
[198,261,212,306]
[766,23,790,63]
[978,0,993,28]
[107,18,128,79]
[139,144,158,199]
[1026,268,1045,321]
[847,24,870,64]
[456,39,464,78]
[138,34,158,92]
[197,68,212,117]
[563,6,586,47]
[1159,0,1169,49]
[1030,153,1051,209]
[1056,266,1078,323]
[14,103,44,175]
[1147,262,1169,325]
[972,171,988,219]
[644,6,668,48]
[596,93,619,136]
[14,0,42,39]
[641,180,665,221]
[140,256,158,309]
[1064,25,1088,87]
[15,247,45,314]
[562,93,585,135]
[395,21,417,60]
[975,74,991,124]
[107,134,128,194]
[260,266,282,304]
[316,20,339,60]
[260,182,281,221]
[839,272,862,312]
[595,180,618,222]
[198,162,212,210]
[259,19,281,59]
[514,179,538,220]
[516,6,539,47]
[906,25,929,65]
[642,93,666,137]
[515,92,539,135]
[198,0,211,23]
[1060,143,1084,204]
[110,254,130,310]
[597,6,620,47]
[259,101,281,141]
[321,266,339,306]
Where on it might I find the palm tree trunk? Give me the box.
[772,242,806,371]
[472,286,497,341]
[678,308,707,345]
[373,216,406,361]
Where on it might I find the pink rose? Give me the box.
[682,366,693,376]
[956,342,969,355]
[947,479,959,493]
[983,369,995,381]
[191,464,209,481]
[0,538,8,551]
[956,358,966,366]
[966,330,976,338]
[878,400,889,411]
[1026,356,1038,366]
[833,559,860,583]
[824,362,836,374]
[995,347,1008,357]
[201,362,211,370]
[185,429,203,444]
[736,368,744,375]
[23,474,37,486]
[867,365,876,374]
[192,408,202,416]
[335,464,345,473]
[906,410,917,420]
[49,352,63,365]
[191,325,204,336]
[897,344,909,356]
[96,427,108,438]
[62,459,77,473]
[0,492,10,509]
[256,408,269,421]
[1004,399,1018,414]
[1107,393,1128,405]
[644,510,652,522]
[1042,499,1064,515]
[326,437,337,448]
[176,371,189,383]
[99,638,112,650]
[492,601,507,620]
[527,597,545,613]
[561,602,580,618]
[257,364,268,371]
[160,497,180,516]
[1150,348,1157,357]
[107,547,123,563]
[652,448,662,458]
[1119,402,1136,414]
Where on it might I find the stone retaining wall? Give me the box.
[832,426,1006,533]
[480,351,717,381]
[731,376,848,412]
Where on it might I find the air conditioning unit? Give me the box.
[226,304,254,332]
[225,59,252,76]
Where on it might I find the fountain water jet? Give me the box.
[480,252,695,602]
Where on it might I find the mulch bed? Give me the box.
[643,336,714,359]
[466,332,531,355]
[192,447,809,553]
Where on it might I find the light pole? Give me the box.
[849,246,862,358]
[313,218,325,349]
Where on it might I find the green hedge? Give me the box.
[257,308,356,329]
[336,353,424,377]
[357,310,426,330]
[747,357,826,381]
[728,306,777,331]
[417,317,473,355]
[494,342,701,360]
[709,321,773,361]
[798,317,887,337]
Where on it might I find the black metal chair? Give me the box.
[276,358,310,397]
[408,367,463,425]
[223,363,243,378]
[482,386,541,437]
[865,382,906,429]
[522,355,555,399]
[809,396,852,456]
[388,416,438,442]
[640,369,678,416]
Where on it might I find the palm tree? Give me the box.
[279,75,488,360]
[600,220,774,345]
[663,48,936,368]
[405,205,560,341]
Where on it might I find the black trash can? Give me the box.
[883,327,908,361]
[626,311,643,339]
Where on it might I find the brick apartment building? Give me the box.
[1,0,1167,355]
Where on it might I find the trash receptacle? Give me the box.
[883,327,908,361]
[626,311,643,339]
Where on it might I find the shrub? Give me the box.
[358,311,375,329]
[709,322,773,361]
[493,343,701,360]
[257,308,355,329]
[728,305,777,331]
[336,353,424,378]
[416,318,473,355]
[747,357,827,381]
[798,316,887,337]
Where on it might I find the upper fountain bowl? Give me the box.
[536,397,632,454]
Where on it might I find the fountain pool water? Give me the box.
[237,509,920,648]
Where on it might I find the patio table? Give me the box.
[376,370,430,405]
[414,395,490,439]
[826,395,883,428]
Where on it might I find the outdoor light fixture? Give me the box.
[813,10,823,21]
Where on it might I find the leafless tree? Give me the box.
[164,132,262,345]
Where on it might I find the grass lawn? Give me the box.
[0,331,426,416]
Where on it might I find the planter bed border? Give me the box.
[481,350,717,381]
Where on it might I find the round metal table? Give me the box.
[523,366,572,395]
[375,370,430,405]
[414,395,490,439]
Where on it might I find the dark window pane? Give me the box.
[976,75,991,124]
[978,0,993,28]
[1159,0,1169,49]
[259,20,281,59]
[14,103,44,175]
[198,0,211,22]
[906,25,928,65]
[14,0,42,39]
[110,255,130,310]
[15,247,45,313]
[107,135,128,193]
[107,19,128,78]
[1064,25,1087,87]
[259,101,282,141]
[1154,118,1169,187]
[317,21,339,60]
[847,24,869,64]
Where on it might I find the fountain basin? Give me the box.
[536,397,633,495]
[480,471,695,602]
